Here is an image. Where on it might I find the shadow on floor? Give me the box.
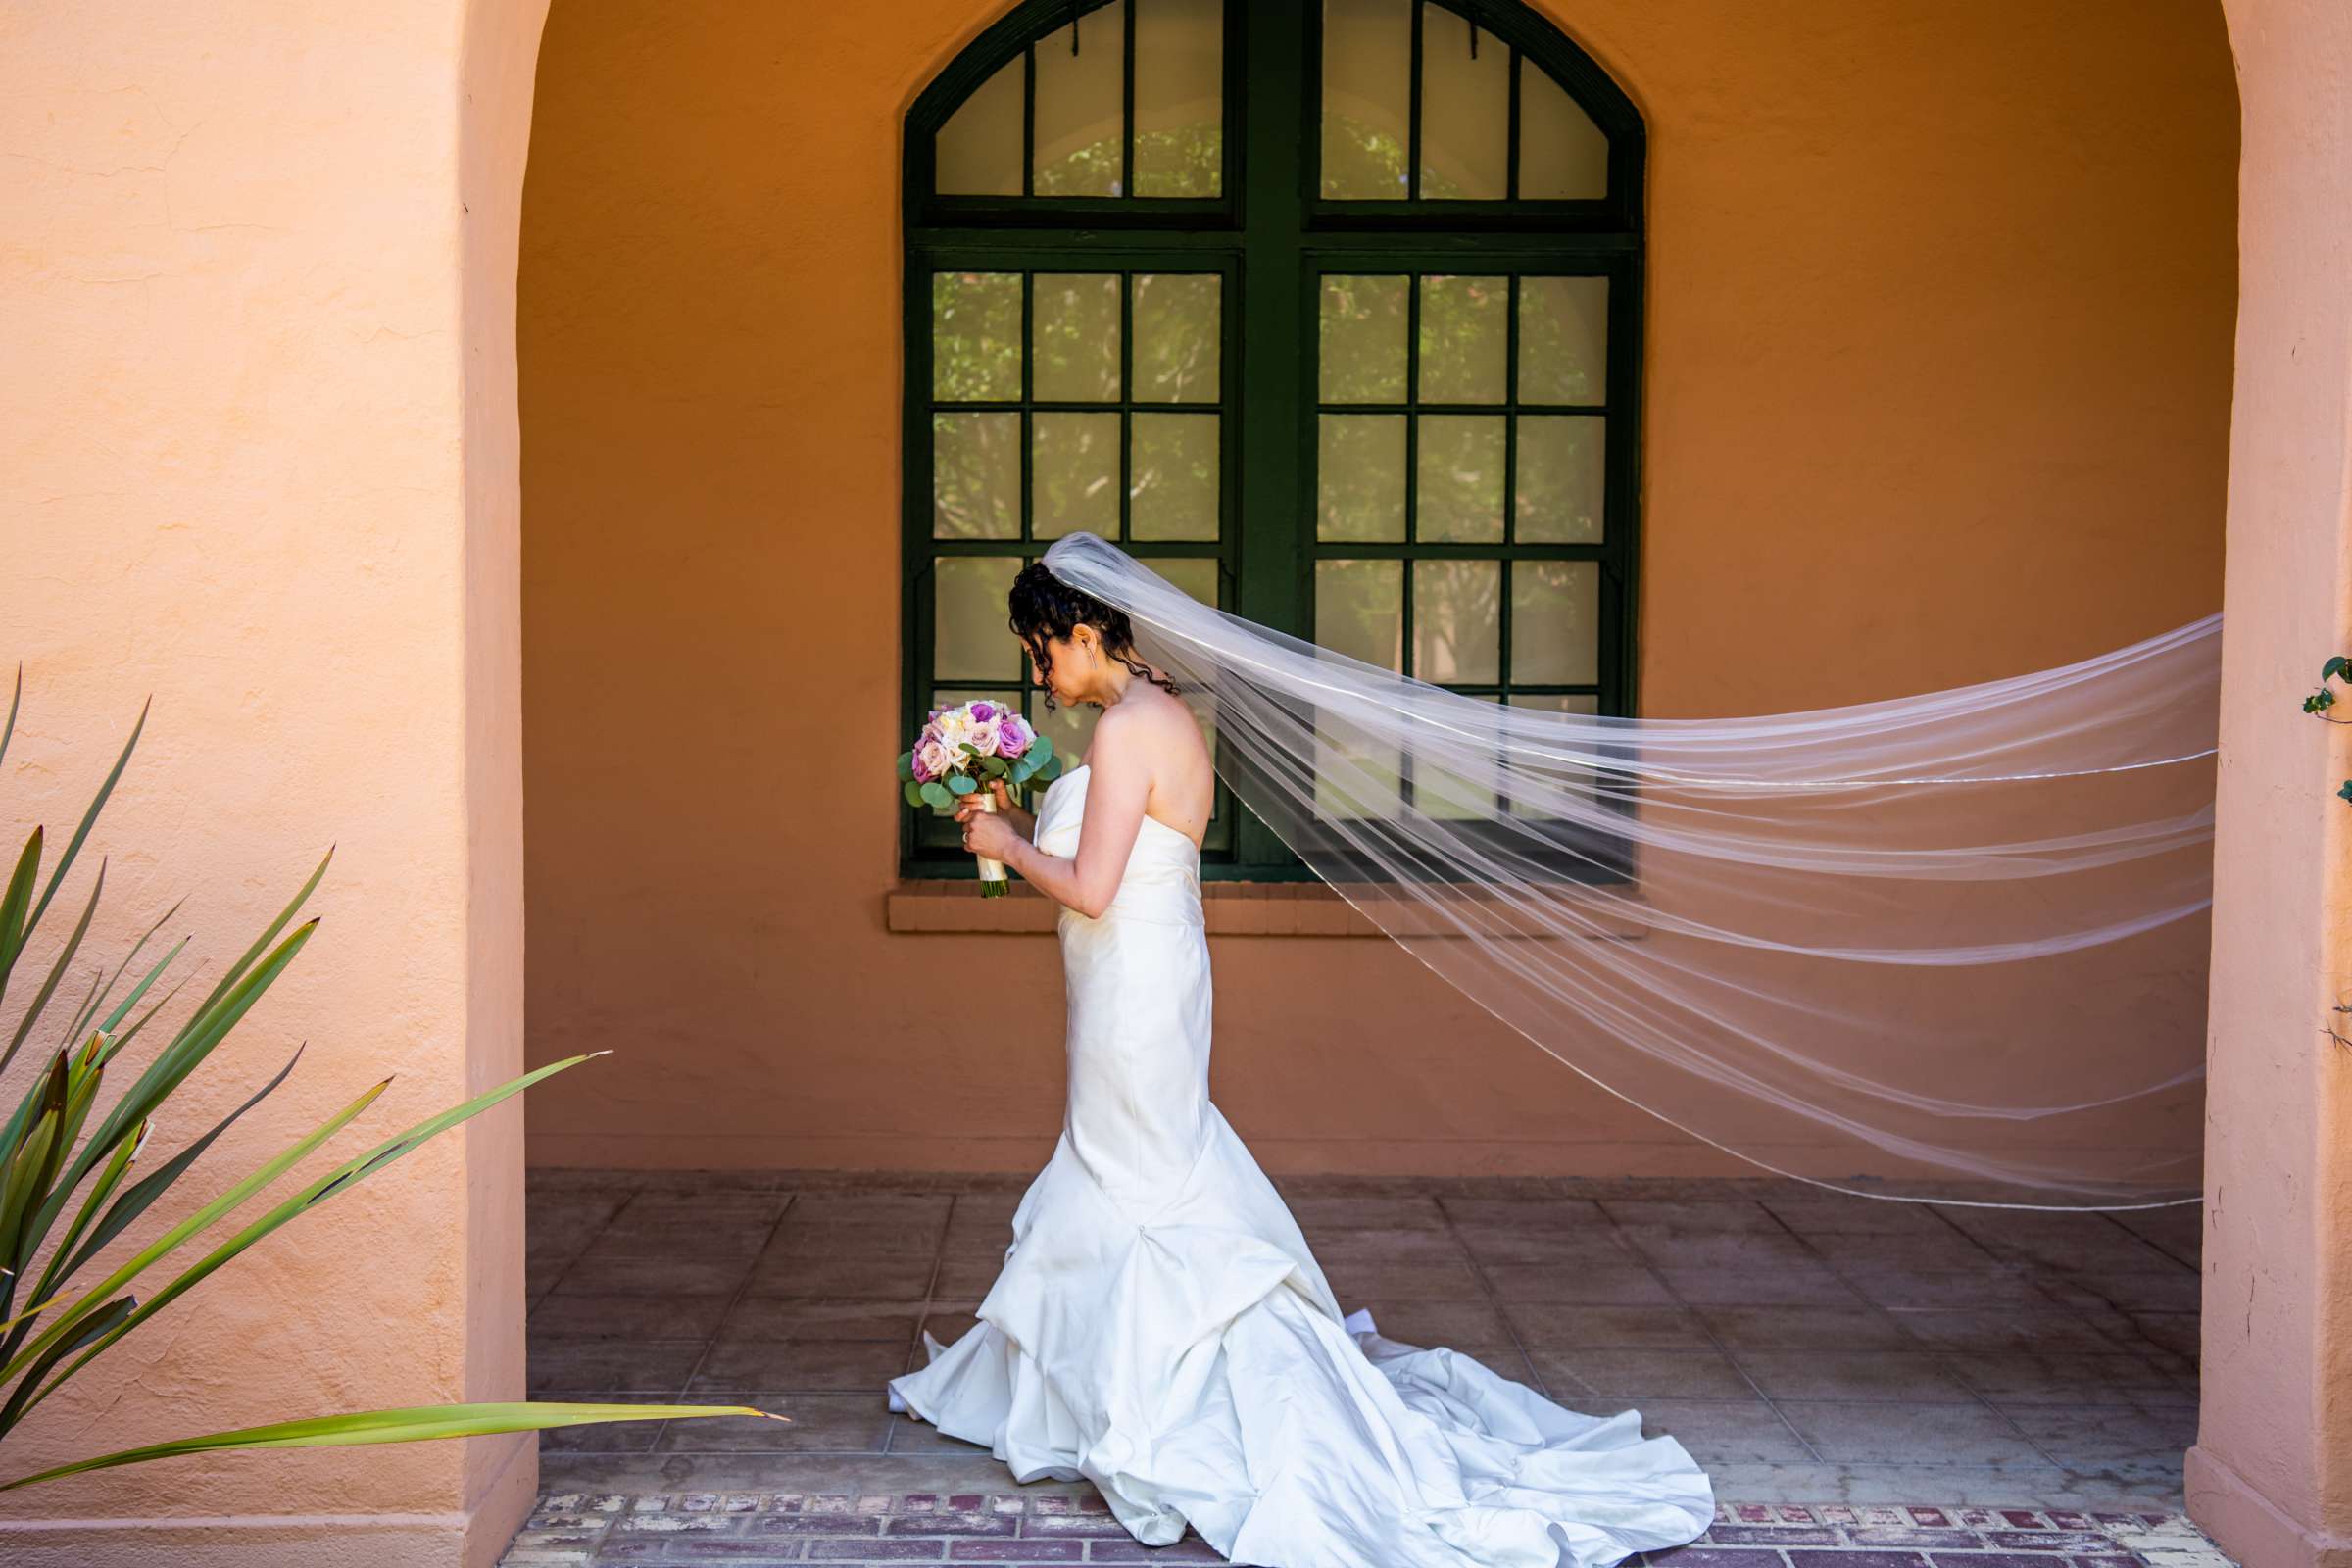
[523,1169,2201,1519]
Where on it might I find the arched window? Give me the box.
[905,0,1642,878]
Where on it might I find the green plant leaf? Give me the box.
[19,1054,604,1415]
[1030,733,1054,764]
[0,1295,130,1434]
[0,666,19,773]
[175,847,331,1044]
[0,1401,781,1491]
[2324,656,2349,682]
[60,916,320,1208]
[903,779,927,808]
[2339,779,2352,805]
[0,1066,388,1389]
[919,781,953,809]
[896,750,916,781]
[1,858,105,1079]
[56,1049,305,1287]
[0,827,40,1008]
[25,700,144,942]
[947,774,977,796]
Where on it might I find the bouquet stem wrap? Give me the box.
[975,792,1008,896]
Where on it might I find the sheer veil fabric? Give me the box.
[1038,531,2218,1208]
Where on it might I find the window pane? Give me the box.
[1519,68,1608,199]
[1505,692,1600,818]
[1518,275,1608,404]
[1515,415,1604,543]
[934,557,1023,681]
[1415,414,1504,543]
[932,272,1023,402]
[1418,275,1507,404]
[1412,558,1499,684]
[1134,0,1223,197]
[1031,412,1121,538]
[1510,560,1601,684]
[1319,275,1408,403]
[1419,7,1508,198]
[1321,0,1410,200]
[1130,414,1219,540]
[1420,696,1501,819]
[1315,721,1404,820]
[1315,559,1402,670]
[1032,273,1122,402]
[1035,5,1126,196]
[1132,273,1220,404]
[1154,555,1221,607]
[1313,560,1402,821]
[933,413,1021,539]
[1038,696,1101,780]
[935,58,1024,196]
[1317,415,1406,541]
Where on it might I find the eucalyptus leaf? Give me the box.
[902,780,927,808]
[918,781,954,809]
[947,774,977,796]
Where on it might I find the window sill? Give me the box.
[885,881,1650,939]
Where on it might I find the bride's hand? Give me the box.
[960,799,1024,861]
[953,779,1015,825]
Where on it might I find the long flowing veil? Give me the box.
[1040,531,2217,1209]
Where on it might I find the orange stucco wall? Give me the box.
[0,0,545,1561]
[2187,4,2352,1564]
[517,0,2238,1175]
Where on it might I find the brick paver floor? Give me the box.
[510,1170,2223,1567]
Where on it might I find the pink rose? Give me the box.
[916,737,957,781]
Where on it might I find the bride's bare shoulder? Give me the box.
[1093,682,1205,765]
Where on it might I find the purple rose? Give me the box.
[997,712,1035,757]
[968,700,1001,723]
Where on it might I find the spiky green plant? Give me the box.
[0,671,773,1488]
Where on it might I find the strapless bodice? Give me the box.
[1031,763,1202,929]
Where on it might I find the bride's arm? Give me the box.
[992,712,1150,919]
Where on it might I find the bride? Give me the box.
[886,557,1714,1568]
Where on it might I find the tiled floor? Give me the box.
[516,1169,2216,1565]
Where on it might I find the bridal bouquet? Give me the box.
[900,698,1063,896]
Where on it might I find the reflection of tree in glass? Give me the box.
[1133,273,1219,403]
[1517,277,1607,404]
[1322,114,1409,199]
[1317,560,1404,672]
[1317,416,1405,542]
[1416,416,1504,543]
[932,272,1023,402]
[932,414,1021,539]
[1036,135,1123,197]
[1033,275,1121,401]
[1134,123,1222,198]
[1418,275,1508,403]
[1129,415,1219,540]
[1320,276,1408,403]
[1033,412,1120,537]
[1412,559,1499,683]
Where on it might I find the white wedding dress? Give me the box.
[887,763,1715,1568]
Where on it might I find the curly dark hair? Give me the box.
[1007,559,1182,710]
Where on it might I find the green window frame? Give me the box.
[904,0,1645,881]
